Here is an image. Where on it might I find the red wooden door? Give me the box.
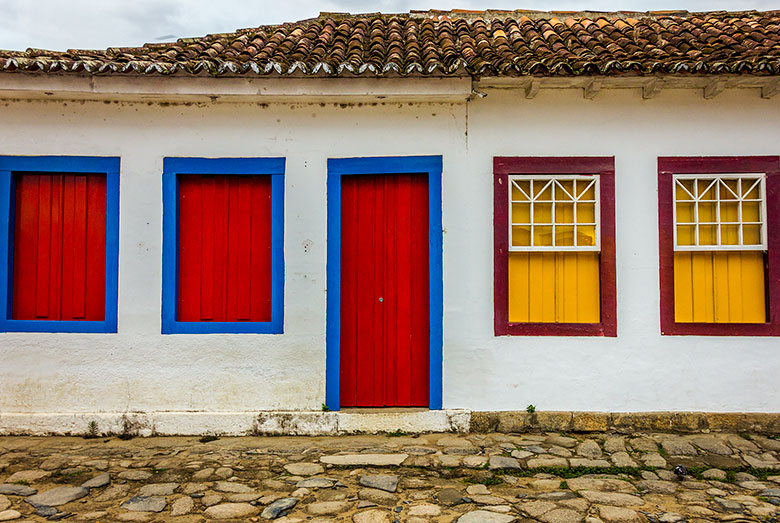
[340,173,430,407]
[13,173,106,321]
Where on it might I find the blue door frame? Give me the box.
[325,155,443,411]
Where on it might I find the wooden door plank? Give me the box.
[215,177,230,321]
[410,173,430,406]
[395,174,413,406]
[249,176,273,322]
[384,174,399,405]
[225,176,241,321]
[200,177,216,321]
[178,175,203,321]
[508,253,530,322]
[35,174,52,318]
[60,175,75,320]
[82,174,106,321]
[340,176,359,406]
[13,174,41,320]
[47,174,63,320]
[235,177,252,320]
[354,175,377,406]
[71,175,88,319]
[740,251,767,322]
[373,175,386,405]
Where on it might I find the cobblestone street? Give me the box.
[1,431,780,522]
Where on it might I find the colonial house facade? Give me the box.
[1,10,779,435]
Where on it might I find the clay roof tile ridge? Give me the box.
[3,9,780,78]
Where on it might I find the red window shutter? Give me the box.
[12,173,106,321]
[177,174,272,322]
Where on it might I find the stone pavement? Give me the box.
[1,431,779,522]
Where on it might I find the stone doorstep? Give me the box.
[256,410,471,435]
[2,410,780,436]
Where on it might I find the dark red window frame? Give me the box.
[658,156,780,336]
[494,157,617,337]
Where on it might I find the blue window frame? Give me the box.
[0,155,120,333]
[325,155,443,411]
[162,157,285,334]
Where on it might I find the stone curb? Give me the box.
[470,411,780,434]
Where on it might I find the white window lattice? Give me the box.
[673,174,767,251]
[509,175,600,252]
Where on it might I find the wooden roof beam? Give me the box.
[524,77,540,99]
[704,78,726,99]
[642,78,663,99]
[762,78,780,99]
[583,78,602,99]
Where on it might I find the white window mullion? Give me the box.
[715,179,721,246]
[693,179,700,247]
[573,187,579,247]
[508,179,514,251]
[673,173,766,252]
[594,178,601,251]
[673,179,679,249]
[760,177,768,249]
[530,180,535,247]
[508,174,601,253]
[738,183,744,246]
[551,195,556,247]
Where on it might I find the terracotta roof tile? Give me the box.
[2,9,780,77]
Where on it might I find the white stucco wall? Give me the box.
[453,87,780,413]
[0,86,778,423]
[0,97,466,416]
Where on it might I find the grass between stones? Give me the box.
[385,430,410,438]
[51,470,92,485]
[496,465,654,479]
[464,473,503,486]
[682,465,780,482]
[464,465,780,486]
[330,463,780,485]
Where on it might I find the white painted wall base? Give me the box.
[0,410,471,436]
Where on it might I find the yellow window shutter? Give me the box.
[674,251,766,323]
[508,252,600,323]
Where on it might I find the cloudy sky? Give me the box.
[0,0,777,51]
